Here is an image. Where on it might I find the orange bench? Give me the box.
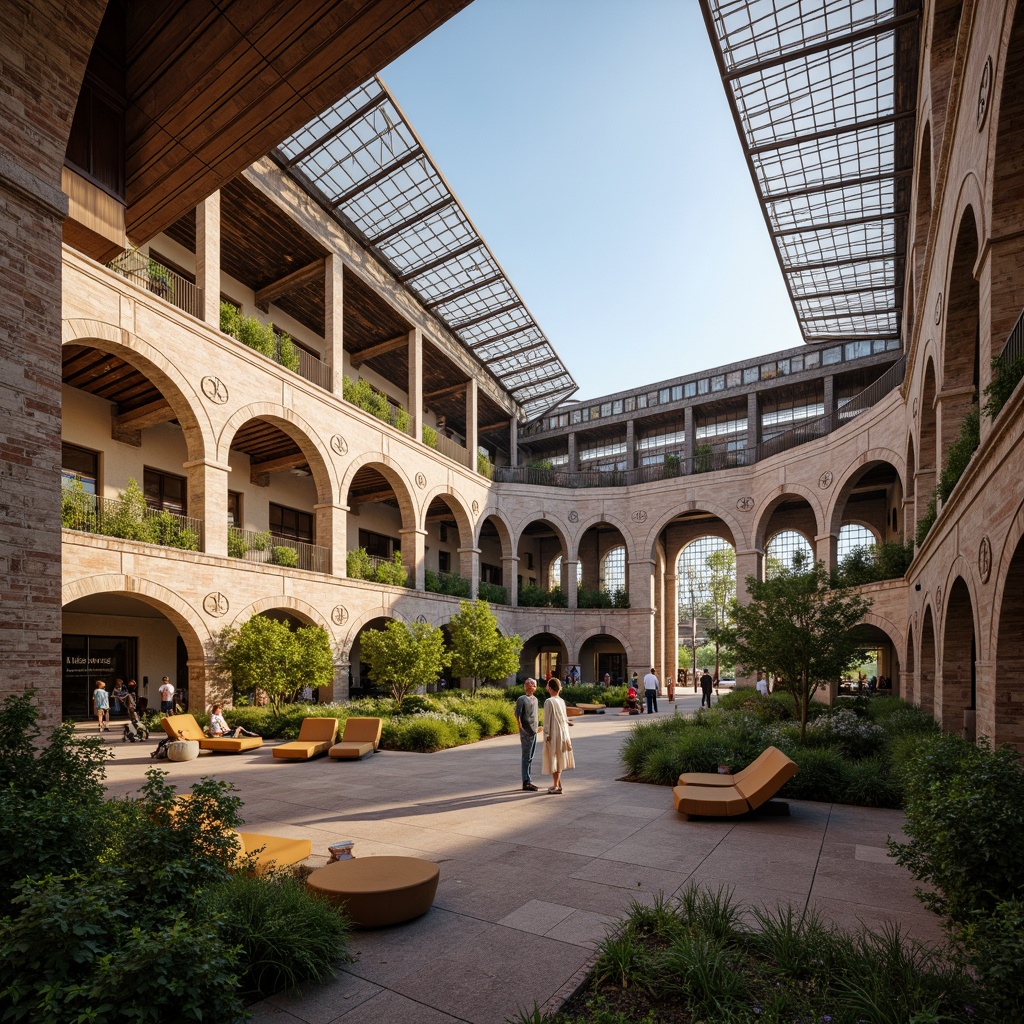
[673,746,797,819]
[272,717,338,760]
[329,717,383,760]
[162,713,262,754]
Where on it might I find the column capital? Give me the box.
[182,458,232,473]
[457,546,481,556]
[314,502,350,513]
[399,527,428,538]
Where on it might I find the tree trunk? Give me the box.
[800,670,809,742]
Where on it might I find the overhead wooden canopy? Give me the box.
[230,419,308,479]
[124,0,473,242]
[63,346,164,412]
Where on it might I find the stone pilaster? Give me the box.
[184,458,231,557]
[325,253,344,394]
[400,527,427,590]
[195,191,220,327]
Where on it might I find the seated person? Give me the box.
[207,704,259,739]
[620,687,640,715]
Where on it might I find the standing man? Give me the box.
[643,667,659,714]
[700,667,714,708]
[158,675,175,714]
[515,678,540,792]
[756,673,769,697]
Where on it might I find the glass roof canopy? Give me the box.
[276,77,577,423]
[701,0,920,346]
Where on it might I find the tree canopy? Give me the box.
[719,557,871,738]
[447,600,522,692]
[359,619,449,707]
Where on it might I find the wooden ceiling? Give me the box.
[230,419,305,471]
[124,0,473,241]
[63,346,163,412]
[348,466,399,508]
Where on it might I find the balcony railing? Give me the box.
[432,432,470,468]
[108,250,201,320]
[227,527,330,573]
[62,489,203,551]
[999,305,1024,366]
[295,346,333,392]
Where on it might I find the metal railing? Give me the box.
[227,527,330,573]
[293,344,333,393]
[108,251,201,319]
[62,489,203,551]
[999,305,1024,365]
[432,432,470,468]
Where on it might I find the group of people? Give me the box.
[91,675,178,733]
[515,677,574,794]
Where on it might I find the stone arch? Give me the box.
[827,451,906,539]
[421,485,475,581]
[918,355,939,519]
[514,515,570,595]
[475,507,514,555]
[572,517,631,596]
[928,0,962,153]
[665,518,736,569]
[575,622,635,664]
[341,608,404,657]
[904,431,917,539]
[645,500,745,563]
[338,450,418,528]
[919,602,938,717]
[994,502,1024,747]
[912,119,932,300]
[853,611,904,698]
[940,574,977,735]
[421,484,474,541]
[62,318,212,463]
[230,595,335,638]
[905,620,916,702]
[62,573,211,659]
[520,623,574,655]
[218,402,337,505]
[567,509,635,562]
[752,485,823,553]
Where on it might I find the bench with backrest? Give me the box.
[162,713,262,753]
[272,717,339,760]
[676,745,785,788]
[329,717,383,760]
[673,746,797,819]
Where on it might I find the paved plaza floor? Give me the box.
[96,694,943,1024]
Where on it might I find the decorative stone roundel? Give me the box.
[203,592,229,617]
[330,434,349,456]
[416,614,428,624]
[568,510,579,523]
[736,496,754,512]
[415,472,426,489]
[201,376,229,404]
[818,471,833,489]
[978,56,993,130]
[935,585,942,607]
[331,605,349,626]
[934,292,943,325]
[631,509,648,524]
[471,500,479,515]
[913,397,919,418]
[979,535,992,583]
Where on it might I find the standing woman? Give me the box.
[542,678,575,794]
[93,680,110,732]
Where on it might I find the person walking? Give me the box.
[643,667,660,714]
[542,678,574,794]
[92,680,110,732]
[515,678,540,791]
[700,668,715,708]
[158,676,175,714]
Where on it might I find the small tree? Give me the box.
[702,546,736,678]
[719,557,871,739]
[358,620,449,707]
[448,599,522,692]
[216,616,334,712]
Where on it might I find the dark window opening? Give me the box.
[63,443,99,494]
[143,468,186,515]
[271,503,313,543]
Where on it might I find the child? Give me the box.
[620,686,640,715]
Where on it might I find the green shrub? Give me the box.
[938,405,979,503]
[342,376,392,422]
[577,584,613,609]
[227,529,249,558]
[663,453,681,477]
[60,478,96,531]
[477,580,508,603]
[422,424,438,447]
[477,452,493,478]
[916,488,938,547]
[517,583,553,607]
[204,873,352,997]
[375,550,408,586]
[271,544,299,568]
[780,747,850,802]
[889,734,1024,929]
[276,332,300,373]
[843,756,903,808]
[381,713,480,752]
[693,443,712,473]
[962,897,1024,1020]
[346,546,375,580]
[983,352,1024,419]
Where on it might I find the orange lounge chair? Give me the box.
[234,831,313,872]
[676,745,791,788]
[272,717,339,760]
[162,713,262,753]
[328,717,383,760]
[673,746,797,819]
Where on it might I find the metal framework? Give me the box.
[701,0,920,347]
[276,77,577,421]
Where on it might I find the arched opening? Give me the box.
[61,341,207,549]
[517,519,567,604]
[928,1,962,154]
[519,631,568,684]
[349,615,398,696]
[477,514,513,604]
[576,521,629,605]
[940,577,976,736]
[846,622,901,697]
[548,555,582,591]
[990,4,1024,358]
[423,494,471,595]
[912,121,932,300]
[918,359,938,528]
[995,532,1024,748]
[940,208,980,464]
[677,535,736,681]
[226,417,332,572]
[832,460,906,577]
[919,606,937,717]
[905,622,916,702]
[765,530,814,575]
[904,434,917,539]
[344,463,416,584]
[838,523,878,559]
[757,493,819,574]
[578,632,629,686]
[62,591,205,719]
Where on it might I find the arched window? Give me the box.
[838,523,877,561]
[765,530,813,576]
[548,555,581,590]
[677,536,733,611]
[600,545,626,594]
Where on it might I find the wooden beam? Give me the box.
[254,258,326,312]
[250,452,309,475]
[350,488,399,505]
[350,334,408,367]
[113,398,175,430]
[423,381,467,401]
[479,419,513,433]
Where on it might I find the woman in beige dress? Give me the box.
[542,678,575,793]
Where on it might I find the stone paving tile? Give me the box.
[498,898,577,935]
[544,909,620,948]
[263,974,382,1024]
[326,988,464,1024]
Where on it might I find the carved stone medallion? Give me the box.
[979,535,992,583]
[818,471,833,489]
[416,614,428,624]
[331,605,349,626]
[471,500,479,515]
[330,434,349,456]
[415,472,426,489]
[203,592,229,617]
[736,496,754,512]
[936,584,942,607]
[631,509,648,524]
[201,376,229,404]
[978,56,993,130]
[934,292,943,325]
[568,510,579,523]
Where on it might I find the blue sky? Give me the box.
[383,0,804,401]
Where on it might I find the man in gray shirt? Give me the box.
[515,678,539,791]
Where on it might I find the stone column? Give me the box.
[914,468,936,532]
[562,556,579,608]
[823,375,836,432]
[628,557,656,610]
[510,418,519,466]
[408,328,422,442]
[325,253,344,394]
[465,378,478,470]
[400,527,426,590]
[314,502,348,576]
[936,386,978,466]
[195,191,220,327]
[815,531,838,574]
[185,659,216,714]
[625,418,636,470]
[683,406,694,471]
[458,545,480,597]
[324,657,350,703]
[567,431,577,472]
[664,572,678,693]
[184,458,231,557]
[503,555,520,606]
[734,548,762,605]
[746,391,759,462]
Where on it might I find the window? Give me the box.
[571,409,582,424]
[743,366,759,384]
[844,341,872,360]
[143,468,186,515]
[658,388,670,404]
[527,553,534,570]
[636,394,648,409]
[711,374,725,392]
[600,402,612,417]
[838,523,876,560]
[765,531,814,576]
[677,536,735,615]
[684,381,697,398]
[548,555,581,589]
[761,363,779,380]
[726,370,742,388]
[600,545,626,595]
[671,384,683,401]
[438,550,451,572]
[579,440,628,461]
[624,396,635,412]
[805,351,820,368]
[637,428,686,451]
[62,443,98,494]
[65,67,125,198]
[696,414,747,439]
[272,503,313,543]
[227,491,242,528]
[358,529,397,558]
[548,453,569,467]
[791,355,804,373]
[612,399,623,415]
[482,563,502,585]
[697,378,709,395]
[761,398,825,429]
